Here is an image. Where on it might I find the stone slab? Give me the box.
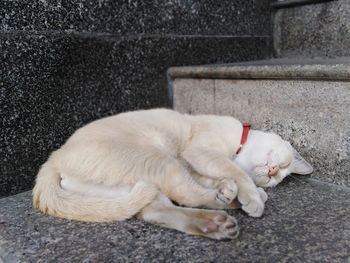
[0,0,271,36]
[168,57,350,80]
[0,32,271,197]
[173,77,350,186]
[0,177,349,262]
[273,0,350,58]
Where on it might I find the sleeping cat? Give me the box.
[33,109,313,240]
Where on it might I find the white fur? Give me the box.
[60,177,132,199]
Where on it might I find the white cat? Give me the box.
[33,109,312,240]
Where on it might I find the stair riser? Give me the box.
[173,78,350,186]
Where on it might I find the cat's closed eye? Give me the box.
[279,162,290,169]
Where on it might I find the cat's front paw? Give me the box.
[215,179,238,207]
[257,187,268,203]
[238,188,265,217]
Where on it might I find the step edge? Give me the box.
[168,64,350,81]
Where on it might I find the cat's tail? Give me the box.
[32,159,158,222]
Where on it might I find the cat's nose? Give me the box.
[268,166,279,176]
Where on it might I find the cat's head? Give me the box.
[234,130,313,187]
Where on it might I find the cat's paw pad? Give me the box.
[215,179,238,206]
[238,190,265,217]
[195,212,239,240]
[257,187,268,203]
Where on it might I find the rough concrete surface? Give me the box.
[173,78,350,187]
[0,177,349,262]
[169,60,350,187]
[273,0,350,58]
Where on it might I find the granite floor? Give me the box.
[0,177,349,263]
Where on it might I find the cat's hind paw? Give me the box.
[188,211,239,240]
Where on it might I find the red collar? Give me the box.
[236,123,251,154]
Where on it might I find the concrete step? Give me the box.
[1,177,349,262]
[273,0,350,58]
[168,58,350,187]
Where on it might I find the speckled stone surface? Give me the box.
[273,0,350,58]
[170,60,350,186]
[0,177,349,262]
[0,33,271,197]
[0,0,273,197]
[0,0,271,36]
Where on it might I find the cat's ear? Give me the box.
[290,146,313,175]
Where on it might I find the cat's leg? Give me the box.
[182,147,265,217]
[195,178,267,209]
[152,160,235,209]
[191,171,241,209]
[223,187,267,209]
[138,193,239,240]
[191,171,220,188]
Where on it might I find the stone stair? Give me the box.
[165,58,350,261]
[1,58,349,262]
[1,0,350,261]
[169,58,350,187]
[1,178,349,262]
[273,0,350,58]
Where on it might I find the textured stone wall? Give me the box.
[173,78,350,187]
[273,0,350,58]
[170,60,350,187]
[0,1,272,196]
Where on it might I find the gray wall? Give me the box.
[273,0,350,58]
[0,0,272,196]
